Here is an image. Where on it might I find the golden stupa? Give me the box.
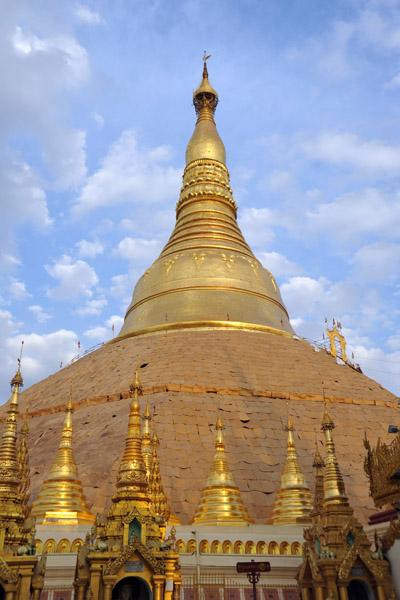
[192,414,253,525]
[268,415,313,525]
[3,59,398,527]
[31,390,94,524]
[119,58,293,339]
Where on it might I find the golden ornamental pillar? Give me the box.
[338,585,348,600]
[376,585,385,600]
[300,589,311,600]
[313,585,324,600]
[153,574,165,600]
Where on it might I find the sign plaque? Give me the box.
[125,561,144,572]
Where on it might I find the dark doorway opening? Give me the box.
[112,576,151,600]
[0,584,4,600]
[348,579,373,600]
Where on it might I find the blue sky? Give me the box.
[1,0,400,400]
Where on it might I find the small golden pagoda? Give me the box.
[297,406,393,600]
[0,363,45,600]
[149,433,180,525]
[142,400,153,479]
[309,442,325,520]
[31,389,94,525]
[268,415,313,525]
[192,414,253,525]
[73,371,182,600]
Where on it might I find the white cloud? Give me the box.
[46,255,98,300]
[28,305,52,324]
[351,242,400,283]
[83,314,124,341]
[72,130,181,216]
[113,237,162,265]
[76,297,107,316]
[257,251,302,278]
[74,4,105,26]
[300,132,400,174]
[93,111,104,128]
[4,329,78,392]
[76,239,104,258]
[83,325,108,340]
[306,188,400,244]
[110,274,131,300]
[9,278,31,301]
[238,207,277,249]
[0,150,52,271]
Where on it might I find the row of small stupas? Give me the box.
[0,362,396,598]
[9,368,326,527]
[0,364,183,599]
[2,364,396,530]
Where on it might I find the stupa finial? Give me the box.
[31,388,94,524]
[192,412,253,525]
[321,405,349,507]
[268,412,313,525]
[310,437,325,519]
[114,370,148,503]
[141,399,153,478]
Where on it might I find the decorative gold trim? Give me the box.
[113,320,293,344]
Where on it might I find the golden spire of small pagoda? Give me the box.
[192,413,253,525]
[0,357,36,549]
[149,432,171,521]
[321,405,349,508]
[17,414,30,517]
[0,363,23,499]
[113,370,149,504]
[31,387,94,524]
[268,414,313,525]
[142,399,153,478]
[310,440,325,519]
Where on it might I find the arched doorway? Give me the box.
[347,579,374,600]
[112,576,152,600]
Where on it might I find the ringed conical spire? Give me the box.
[321,405,349,508]
[118,57,294,340]
[310,441,325,519]
[192,414,253,525]
[268,415,313,525]
[31,388,94,524]
[113,370,149,504]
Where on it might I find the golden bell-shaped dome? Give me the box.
[192,414,253,525]
[118,59,294,340]
[268,416,313,525]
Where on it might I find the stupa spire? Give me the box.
[321,405,349,508]
[310,441,325,519]
[0,363,24,498]
[113,370,148,503]
[142,399,153,479]
[118,57,294,340]
[268,414,313,525]
[17,414,31,516]
[149,432,171,521]
[31,387,94,524]
[192,413,253,525]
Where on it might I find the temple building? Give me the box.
[0,59,399,598]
